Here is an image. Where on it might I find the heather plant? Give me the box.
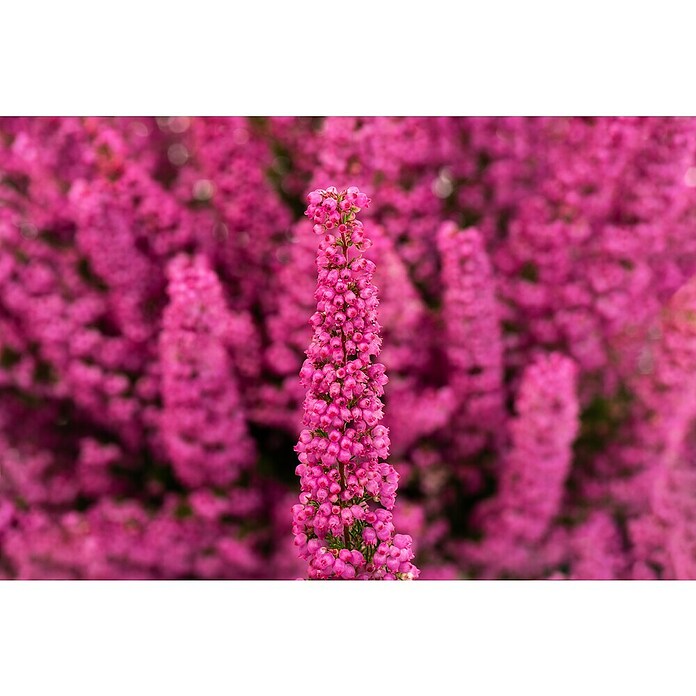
[159,253,255,489]
[292,187,419,580]
[466,352,580,578]
[437,222,504,461]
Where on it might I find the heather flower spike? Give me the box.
[293,187,419,580]
[160,254,255,489]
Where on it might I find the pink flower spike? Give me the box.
[291,187,419,580]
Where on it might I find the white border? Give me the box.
[0,581,694,695]
[2,1,696,114]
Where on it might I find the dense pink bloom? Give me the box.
[3,117,696,580]
[172,117,292,315]
[469,352,579,577]
[292,187,419,580]
[568,512,625,580]
[623,277,696,578]
[577,276,696,578]
[159,254,255,488]
[437,222,504,459]
[2,492,264,580]
[648,435,696,579]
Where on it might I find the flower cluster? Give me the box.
[292,187,419,580]
[467,352,579,577]
[622,276,696,577]
[437,222,504,460]
[159,254,255,488]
